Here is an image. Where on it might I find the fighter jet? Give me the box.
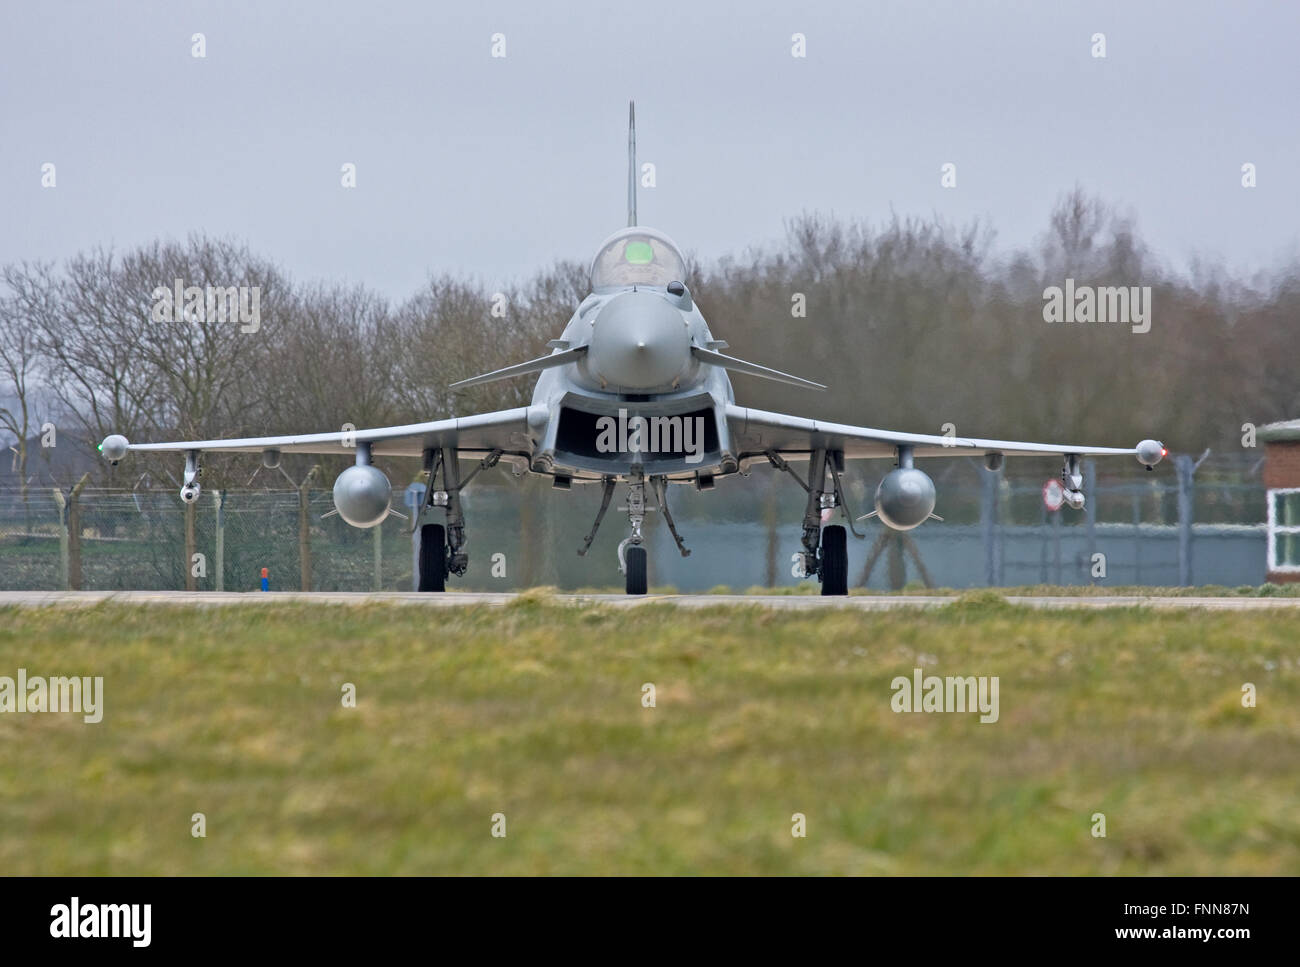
[99,103,1166,595]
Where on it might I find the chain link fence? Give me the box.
[0,453,1271,592]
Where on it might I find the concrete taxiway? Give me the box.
[2,590,1299,610]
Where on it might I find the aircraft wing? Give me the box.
[109,406,545,460]
[725,404,1161,462]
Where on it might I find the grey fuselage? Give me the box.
[528,280,738,483]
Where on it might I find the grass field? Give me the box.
[1,593,1297,874]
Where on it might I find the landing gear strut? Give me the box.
[618,470,649,595]
[578,476,616,557]
[769,447,855,595]
[414,447,500,591]
[652,475,691,559]
[578,471,691,595]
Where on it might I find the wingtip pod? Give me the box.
[1136,439,1166,468]
[100,434,129,463]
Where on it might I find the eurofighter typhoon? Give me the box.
[100,104,1166,594]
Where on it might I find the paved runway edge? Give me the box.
[2,590,1299,610]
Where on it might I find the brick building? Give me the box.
[1260,419,1300,582]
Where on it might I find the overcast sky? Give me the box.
[2,0,1297,298]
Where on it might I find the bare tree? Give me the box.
[10,195,1300,484]
[29,248,161,452]
[0,263,50,484]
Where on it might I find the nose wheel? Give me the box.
[620,473,649,595]
[623,543,648,595]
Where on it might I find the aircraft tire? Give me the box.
[419,523,447,592]
[819,525,848,596]
[625,545,648,595]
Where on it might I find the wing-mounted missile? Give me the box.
[180,450,202,503]
[101,436,207,503]
[1060,453,1084,509]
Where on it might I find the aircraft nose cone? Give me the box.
[587,291,691,390]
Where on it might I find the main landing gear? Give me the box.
[415,447,501,592]
[768,447,861,596]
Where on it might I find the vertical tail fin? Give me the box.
[627,100,637,227]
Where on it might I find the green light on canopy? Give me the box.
[96,443,103,451]
[623,240,654,265]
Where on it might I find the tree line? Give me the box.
[3,188,1296,491]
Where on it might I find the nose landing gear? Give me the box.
[619,472,649,595]
[578,469,692,595]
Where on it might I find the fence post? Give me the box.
[519,481,539,587]
[411,525,420,591]
[1175,454,1190,590]
[298,466,319,591]
[887,535,906,589]
[52,488,68,589]
[1132,491,1142,585]
[184,498,197,591]
[67,472,90,590]
[1085,460,1097,585]
[981,467,999,586]
[764,478,778,588]
[1052,507,1062,584]
[214,489,224,592]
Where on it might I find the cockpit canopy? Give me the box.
[590,227,687,290]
